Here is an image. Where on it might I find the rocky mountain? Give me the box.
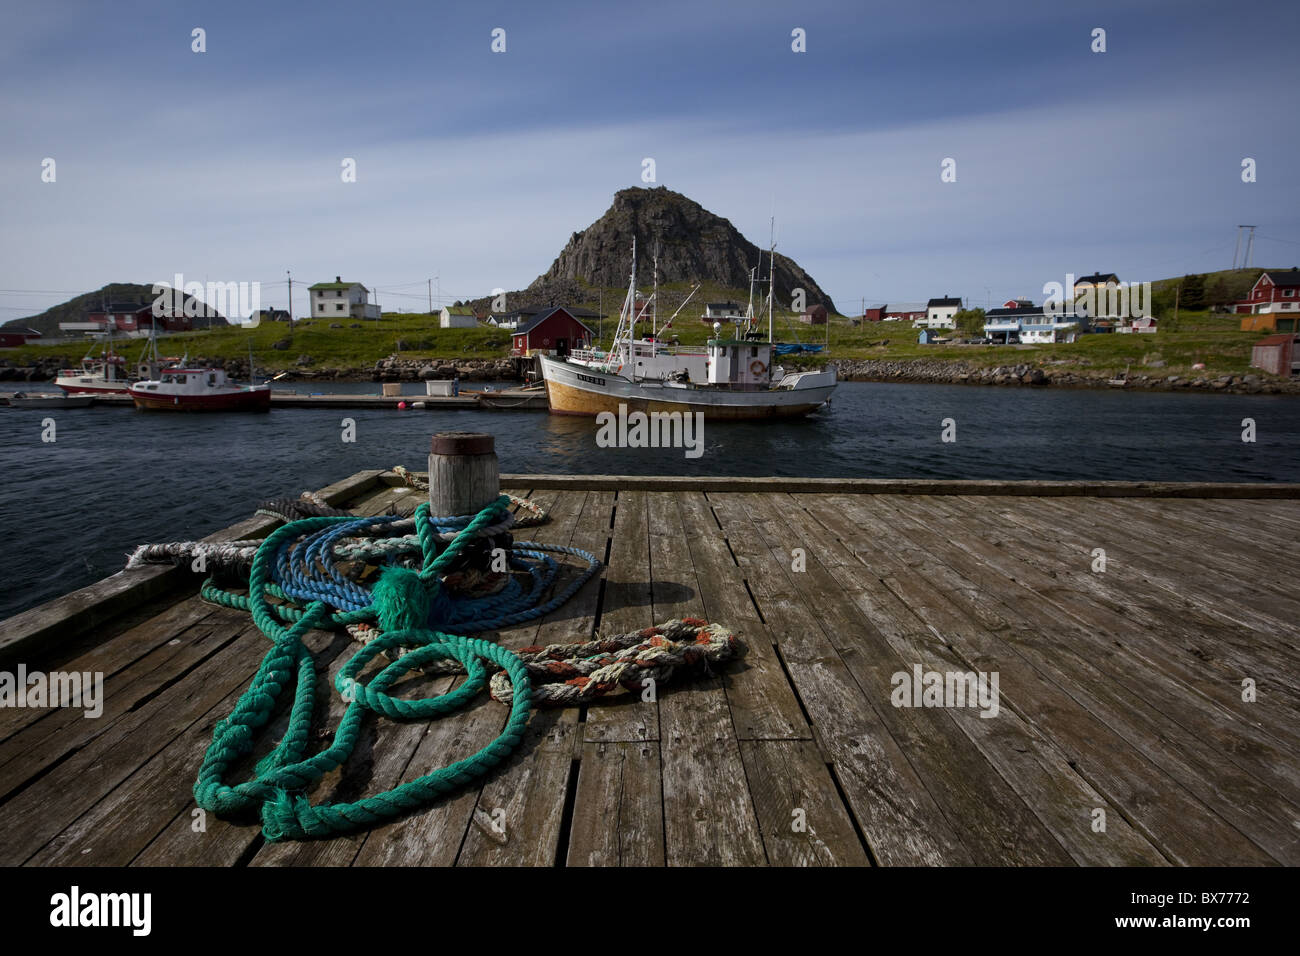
[530,187,838,315]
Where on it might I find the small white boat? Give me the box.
[8,392,95,409]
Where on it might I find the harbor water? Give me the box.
[1,381,1296,619]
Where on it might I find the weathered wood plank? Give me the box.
[728,492,1083,866]
[674,492,810,741]
[649,493,767,866]
[582,491,656,743]
[500,476,1300,498]
[802,493,1281,865]
[566,741,665,867]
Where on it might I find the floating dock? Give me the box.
[1,472,1298,866]
[1,388,550,411]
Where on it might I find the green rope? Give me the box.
[192,497,535,841]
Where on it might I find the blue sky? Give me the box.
[2,0,1298,320]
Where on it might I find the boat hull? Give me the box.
[539,354,834,419]
[128,386,271,412]
[8,395,95,409]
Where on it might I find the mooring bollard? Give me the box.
[428,432,499,516]
[428,432,510,592]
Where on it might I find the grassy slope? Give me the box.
[6,277,1286,380]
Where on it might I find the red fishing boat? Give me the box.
[128,367,271,412]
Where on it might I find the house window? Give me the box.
[336,303,344,311]
[317,290,323,298]
[1285,289,1295,297]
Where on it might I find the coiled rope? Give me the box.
[185,486,736,842]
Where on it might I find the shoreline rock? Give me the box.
[5,352,1297,396]
[826,359,1300,396]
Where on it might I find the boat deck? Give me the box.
[1,471,1298,866]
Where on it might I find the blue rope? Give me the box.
[212,499,602,636]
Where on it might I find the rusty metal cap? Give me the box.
[430,432,495,456]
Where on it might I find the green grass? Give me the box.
[7,304,1279,381]
[810,310,1267,377]
[8,314,513,371]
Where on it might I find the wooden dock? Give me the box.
[2,389,549,410]
[1,471,1298,866]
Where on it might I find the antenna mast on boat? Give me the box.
[746,265,757,329]
[767,218,776,345]
[652,240,659,339]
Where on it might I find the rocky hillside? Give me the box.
[530,187,838,315]
[3,283,227,337]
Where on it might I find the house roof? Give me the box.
[443,307,476,316]
[986,305,1048,318]
[928,297,962,308]
[881,302,928,313]
[90,302,151,313]
[1261,269,1300,287]
[515,307,595,338]
[1075,273,1119,285]
[308,280,367,291]
[1254,333,1299,346]
[706,302,742,310]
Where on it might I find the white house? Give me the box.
[486,314,518,330]
[440,306,478,329]
[983,301,1082,344]
[309,277,380,320]
[920,296,962,329]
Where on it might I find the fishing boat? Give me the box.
[54,346,131,395]
[128,367,271,412]
[538,239,836,419]
[56,323,177,395]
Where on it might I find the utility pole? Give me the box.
[1173,282,1180,330]
[1233,226,1244,270]
[1244,226,1257,268]
[428,278,432,315]
[287,270,293,326]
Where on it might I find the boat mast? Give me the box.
[767,218,776,344]
[652,241,659,340]
[746,265,756,329]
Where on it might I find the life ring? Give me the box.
[750,359,767,376]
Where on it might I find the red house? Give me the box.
[0,327,41,348]
[510,307,594,357]
[84,302,192,334]
[799,304,829,325]
[1235,269,1300,319]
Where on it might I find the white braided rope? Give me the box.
[345,619,739,707]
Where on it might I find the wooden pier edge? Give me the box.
[494,474,1300,498]
[0,470,386,667]
[4,469,1295,663]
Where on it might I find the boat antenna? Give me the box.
[652,240,659,339]
[747,265,757,328]
[768,218,776,344]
